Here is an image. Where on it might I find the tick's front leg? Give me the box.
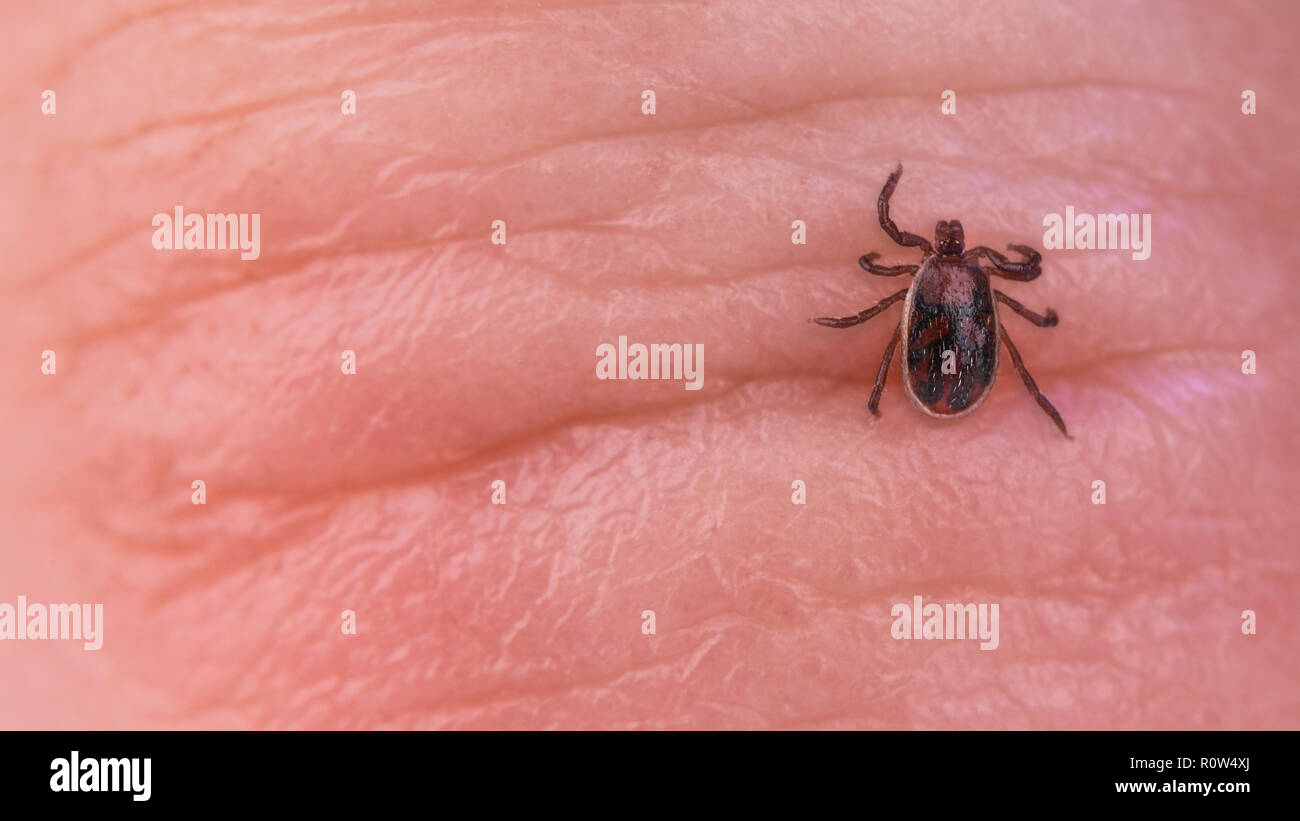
[809,287,908,328]
[877,164,933,254]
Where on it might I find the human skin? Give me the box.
[0,0,1297,729]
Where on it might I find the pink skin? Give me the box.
[1,1,1297,729]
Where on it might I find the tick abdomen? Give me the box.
[901,258,999,416]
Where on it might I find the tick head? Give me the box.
[935,220,964,256]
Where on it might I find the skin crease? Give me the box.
[0,0,1297,730]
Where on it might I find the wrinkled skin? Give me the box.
[1,1,1298,729]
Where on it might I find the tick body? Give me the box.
[902,256,999,416]
[810,165,1069,437]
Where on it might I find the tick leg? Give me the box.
[994,290,1058,327]
[999,324,1070,438]
[859,252,919,277]
[966,244,1042,281]
[808,288,908,329]
[868,321,903,417]
[878,164,933,254]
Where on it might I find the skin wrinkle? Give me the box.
[6,102,1277,343]
[10,82,1268,283]
[1,0,1298,730]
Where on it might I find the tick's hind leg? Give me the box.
[967,243,1042,281]
[995,290,1058,327]
[999,325,1070,437]
[809,288,907,328]
[868,322,903,417]
[877,165,933,254]
[859,252,919,277]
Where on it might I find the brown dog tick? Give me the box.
[810,164,1069,437]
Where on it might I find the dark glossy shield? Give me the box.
[901,258,999,415]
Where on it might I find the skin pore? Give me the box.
[0,1,1297,728]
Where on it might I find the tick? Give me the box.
[810,164,1069,437]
